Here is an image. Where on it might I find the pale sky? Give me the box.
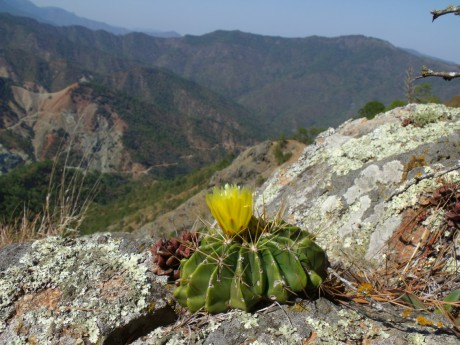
[29,0,460,63]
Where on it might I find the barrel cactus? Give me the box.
[174,184,329,313]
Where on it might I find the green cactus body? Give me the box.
[174,224,329,313]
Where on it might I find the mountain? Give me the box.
[1,13,457,135]
[151,31,459,131]
[0,73,257,177]
[0,14,261,177]
[0,0,180,37]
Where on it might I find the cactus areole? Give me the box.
[174,184,329,313]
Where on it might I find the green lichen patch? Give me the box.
[406,105,453,128]
[305,308,381,344]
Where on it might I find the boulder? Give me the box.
[0,233,176,344]
[255,104,460,266]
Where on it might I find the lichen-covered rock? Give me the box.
[132,298,459,345]
[0,233,176,345]
[255,104,460,266]
[1,233,456,345]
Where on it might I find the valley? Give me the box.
[0,9,459,237]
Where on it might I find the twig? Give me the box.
[274,301,293,326]
[386,164,460,202]
[414,66,460,81]
[327,267,357,292]
[431,5,460,21]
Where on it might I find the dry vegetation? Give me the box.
[0,152,98,249]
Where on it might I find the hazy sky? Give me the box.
[29,0,460,63]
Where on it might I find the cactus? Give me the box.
[174,185,329,313]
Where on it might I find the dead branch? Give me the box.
[431,5,460,22]
[385,164,460,203]
[414,66,460,81]
[414,6,460,82]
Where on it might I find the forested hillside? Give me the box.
[1,14,458,135]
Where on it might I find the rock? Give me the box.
[1,226,458,344]
[133,298,458,344]
[0,233,177,344]
[0,145,25,175]
[255,104,460,266]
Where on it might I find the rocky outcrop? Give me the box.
[255,103,460,267]
[0,144,24,174]
[1,104,459,344]
[0,232,457,344]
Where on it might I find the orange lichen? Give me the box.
[14,288,62,317]
[402,155,427,181]
[356,282,373,295]
[416,315,434,326]
[402,309,412,318]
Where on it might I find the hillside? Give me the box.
[1,13,458,136]
[152,31,459,131]
[0,73,257,177]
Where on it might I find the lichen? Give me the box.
[305,308,386,344]
[411,107,451,127]
[407,333,427,345]
[236,310,259,329]
[0,234,153,344]
[387,171,460,215]
[267,324,301,343]
[165,334,187,345]
[401,155,427,181]
[328,118,457,177]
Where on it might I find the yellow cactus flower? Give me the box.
[206,184,253,237]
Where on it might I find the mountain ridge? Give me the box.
[1,12,459,177]
[0,0,180,37]
[1,12,457,135]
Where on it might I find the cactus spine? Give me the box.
[174,185,329,313]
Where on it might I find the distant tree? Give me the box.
[386,99,407,111]
[414,83,441,104]
[273,136,292,165]
[291,127,325,145]
[357,100,385,119]
[415,5,460,81]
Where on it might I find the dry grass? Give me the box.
[0,166,97,248]
[0,133,100,249]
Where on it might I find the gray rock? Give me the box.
[0,147,25,175]
[255,104,460,266]
[133,298,459,344]
[0,233,176,345]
